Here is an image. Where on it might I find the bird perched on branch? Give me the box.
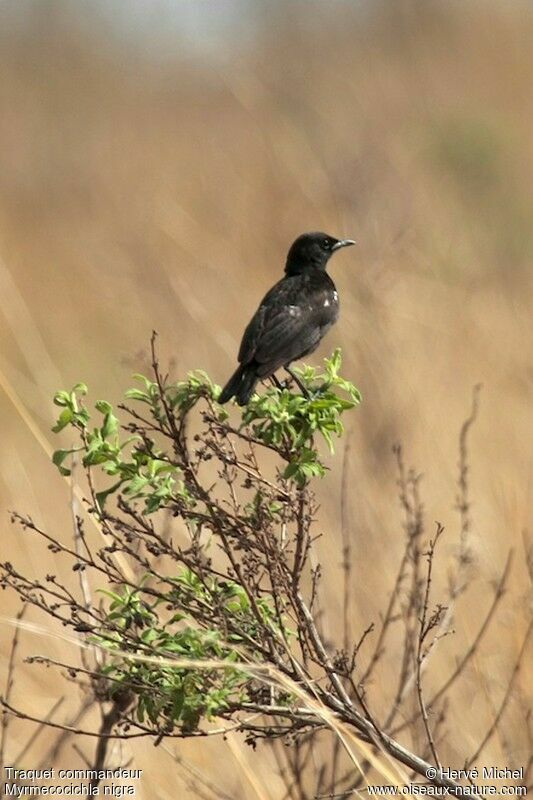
[219,231,355,405]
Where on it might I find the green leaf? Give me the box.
[52,448,73,476]
[123,475,150,496]
[125,388,150,403]
[95,480,124,511]
[101,411,118,439]
[52,408,74,433]
[53,391,72,408]
[283,462,299,479]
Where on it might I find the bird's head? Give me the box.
[285,232,356,276]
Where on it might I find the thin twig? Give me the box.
[415,524,444,769]
[0,603,26,767]
[466,620,532,767]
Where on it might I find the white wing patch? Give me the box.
[324,292,338,308]
[288,305,300,317]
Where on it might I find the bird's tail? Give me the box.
[218,364,258,406]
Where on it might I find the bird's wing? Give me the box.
[253,303,322,370]
[237,304,268,364]
[237,275,332,371]
[237,275,292,364]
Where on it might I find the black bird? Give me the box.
[219,231,355,405]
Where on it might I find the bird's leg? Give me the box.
[285,367,310,398]
[270,374,286,391]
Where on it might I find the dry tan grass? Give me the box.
[0,2,531,797]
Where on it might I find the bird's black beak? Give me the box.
[332,239,356,251]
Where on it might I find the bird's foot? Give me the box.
[284,368,311,399]
[270,375,288,392]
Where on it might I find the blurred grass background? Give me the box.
[0,1,531,797]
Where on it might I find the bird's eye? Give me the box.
[322,238,331,249]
